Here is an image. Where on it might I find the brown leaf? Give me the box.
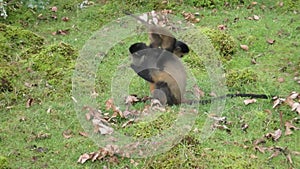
[51,6,58,12]
[244,98,257,105]
[181,11,200,23]
[105,98,123,118]
[267,39,275,44]
[253,15,260,20]
[289,92,299,99]
[193,85,205,99]
[293,103,300,114]
[26,98,34,108]
[125,95,139,105]
[92,119,114,135]
[273,129,282,141]
[268,148,280,159]
[51,15,57,19]
[250,154,258,159]
[286,153,293,165]
[77,153,91,164]
[265,129,282,141]
[79,131,89,137]
[85,112,91,121]
[241,123,249,131]
[105,98,115,110]
[217,24,226,30]
[292,151,300,155]
[62,129,73,139]
[251,58,257,64]
[121,119,135,128]
[240,44,249,51]
[254,145,267,153]
[52,29,69,35]
[285,121,300,136]
[272,97,285,108]
[213,123,231,133]
[24,82,33,88]
[277,77,285,83]
[61,16,69,22]
[253,138,266,145]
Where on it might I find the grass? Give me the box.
[0,0,299,168]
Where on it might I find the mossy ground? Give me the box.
[0,0,299,168]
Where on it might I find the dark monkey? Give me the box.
[129,43,273,106]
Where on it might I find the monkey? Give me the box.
[125,11,190,95]
[124,11,189,58]
[129,42,186,105]
[129,42,274,106]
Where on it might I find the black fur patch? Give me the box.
[176,41,189,54]
[129,43,149,54]
[155,81,178,105]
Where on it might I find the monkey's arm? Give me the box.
[130,64,154,83]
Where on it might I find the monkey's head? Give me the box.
[174,41,190,58]
[129,42,149,54]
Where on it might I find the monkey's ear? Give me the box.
[129,43,149,54]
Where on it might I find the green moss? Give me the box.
[29,42,78,91]
[0,156,8,169]
[183,51,205,69]
[226,69,258,90]
[0,60,17,92]
[200,27,236,61]
[0,23,44,61]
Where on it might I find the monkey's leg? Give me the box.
[149,83,155,92]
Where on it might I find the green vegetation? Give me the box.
[0,0,299,168]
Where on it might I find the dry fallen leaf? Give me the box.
[253,15,260,20]
[251,1,258,5]
[105,98,114,110]
[241,123,249,132]
[294,104,300,115]
[273,129,282,141]
[26,98,34,108]
[77,153,92,164]
[254,145,267,153]
[279,1,284,7]
[268,148,280,159]
[52,29,69,35]
[253,138,266,145]
[92,119,114,135]
[251,58,257,64]
[193,85,205,99]
[217,24,226,30]
[244,98,257,105]
[267,39,276,44]
[51,6,58,12]
[182,11,200,23]
[272,97,285,108]
[240,44,249,51]
[277,77,285,83]
[62,129,73,139]
[98,123,114,135]
[61,16,69,22]
[285,121,300,136]
[213,123,231,133]
[79,131,89,137]
[265,129,282,141]
[121,119,135,128]
[125,95,139,105]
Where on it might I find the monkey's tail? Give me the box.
[186,93,273,105]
